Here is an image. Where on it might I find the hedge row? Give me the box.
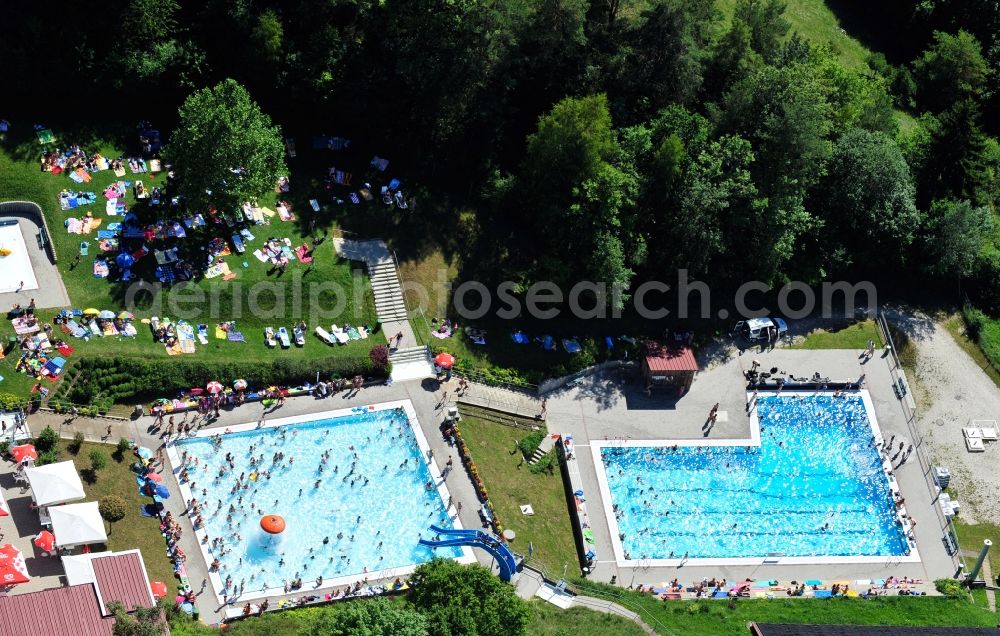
[58,355,383,405]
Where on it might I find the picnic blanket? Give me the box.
[105,199,126,216]
[98,238,118,251]
[69,167,92,183]
[11,317,41,335]
[295,245,313,263]
[59,191,97,210]
[204,261,231,279]
[113,166,126,177]
[252,249,268,263]
[227,330,246,342]
[64,319,88,338]
[276,203,294,221]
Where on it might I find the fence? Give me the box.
[876,311,961,569]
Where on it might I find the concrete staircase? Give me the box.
[368,257,408,323]
[527,435,556,464]
[389,345,434,383]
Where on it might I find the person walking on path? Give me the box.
[395,331,403,348]
[103,424,112,441]
[539,399,547,420]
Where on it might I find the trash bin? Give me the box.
[132,404,144,420]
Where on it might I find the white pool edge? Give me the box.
[164,399,476,605]
[591,390,921,568]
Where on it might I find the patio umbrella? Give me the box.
[115,252,135,270]
[233,379,248,390]
[0,544,30,585]
[150,580,168,599]
[144,472,163,483]
[11,444,37,463]
[33,530,56,553]
[0,489,9,517]
[153,484,170,499]
[118,311,134,320]
[136,447,153,460]
[206,381,223,394]
[97,310,115,320]
[83,308,100,315]
[434,352,456,369]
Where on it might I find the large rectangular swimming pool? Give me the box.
[597,393,915,564]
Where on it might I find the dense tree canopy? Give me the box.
[408,559,531,636]
[2,0,1000,311]
[165,79,287,213]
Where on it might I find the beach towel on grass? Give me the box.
[276,203,294,221]
[205,263,225,279]
[215,326,227,339]
[93,260,109,278]
[113,166,126,177]
[347,327,361,340]
[95,156,109,170]
[227,331,246,342]
[252,249,268,262]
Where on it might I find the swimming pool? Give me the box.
[168,401,475,602]
[594,392,918,565]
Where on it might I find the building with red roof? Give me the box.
[641,340,699,393]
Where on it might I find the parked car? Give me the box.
[733,317,788,342]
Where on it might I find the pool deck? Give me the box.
[545,346,955,592]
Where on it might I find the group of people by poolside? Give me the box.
[631,574,927,600]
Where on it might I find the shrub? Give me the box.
[114,437,132,461]
[369,344,390,371]
[68,431,85,455]
[34,425,59,452]
[0,392,26,411]
[89,448,108,471]
[0,441,9,457]
[934,578,965,598]
[528,452,557,475]
[36,449,59,466]
[517,429,546,458]
[963,305,988,341]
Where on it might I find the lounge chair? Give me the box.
[265,327,277,348]
[330,325,350,344]
[315,326,336,345]
[278,327,291,348]
[196,324,209,345]
[232,234,246,253]
[293,325,305,346]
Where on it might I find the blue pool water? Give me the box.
[174,408,461,594]
[602,394,909,560]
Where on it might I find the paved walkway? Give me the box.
[457,383,541,419]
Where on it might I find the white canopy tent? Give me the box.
[24,461,85,507]
[50,502,108,549]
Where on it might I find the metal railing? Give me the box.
[876,311,961,569]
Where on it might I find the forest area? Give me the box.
[2,0,1000,322]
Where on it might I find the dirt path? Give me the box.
[887,308,1000,524]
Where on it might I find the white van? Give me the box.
[733,317,788,342]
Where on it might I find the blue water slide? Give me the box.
[419,526,518,582]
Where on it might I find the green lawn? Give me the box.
[528,601,647,636]
[952,519,1000,582]
[58,440,177,591]
[458,418,578,576]
[789,319,883,350]
[0,123,380,403]
[572,580,998,636]
[716,0,871,70]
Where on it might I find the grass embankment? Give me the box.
[948,312,1000,390]
[0,124,378,402]
[789,319,883,350]
[573,580,998,636]
[58,440,176,589]
[458,418,577,575]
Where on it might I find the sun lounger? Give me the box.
[309,199,321,212]
[394,191,408,209]
[265,327,277,348]
[981,427,998,441]
[315,326,336,345]
[285,138,297,158]
[346,326,361,340]
[966,436,985,452]
[963,427,983,439]
[278,327,291,348]
[197,324,209,345]
[562,338,581,353]
[330,325,350,344]
[293,326,305,346]
[541,335,556,351]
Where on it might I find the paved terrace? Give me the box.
[543,344,956,592]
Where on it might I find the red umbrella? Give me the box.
[206,381,223,394]
[0,544,30,585]
[150,580,168,599]
[144,472,163,483]
[0,489,9,517]
[33,531,56,553]
[434,352,456,369]
[11,444,37,463]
